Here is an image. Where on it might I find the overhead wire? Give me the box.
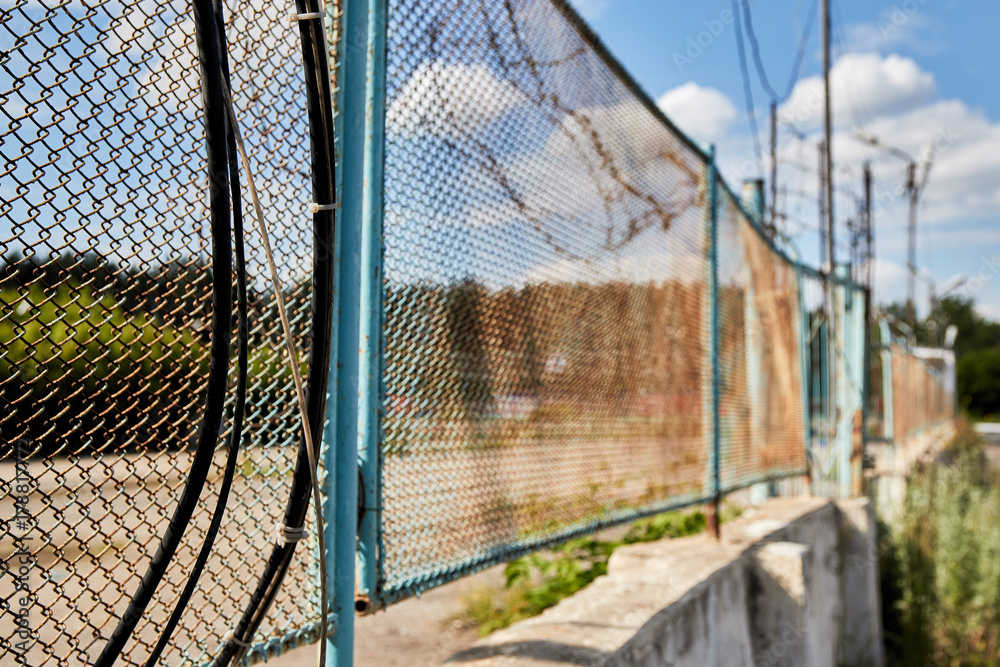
[730,0,763,164]
[740,0,818,103]
[738,0,818,228]
[829,0,874,134]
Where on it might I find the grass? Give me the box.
[455,505,741,636]
[880,420,1000,666]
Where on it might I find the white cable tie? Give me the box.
[224,631,253,650]
[275,523,309,546]
[289,10,326,24]
[309,202,339,213]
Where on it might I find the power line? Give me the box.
[731,0,763,164]
[829,0,874,134]
[740,0,818,103]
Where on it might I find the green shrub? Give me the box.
[957,348,1000,419]
[881,425,1000,666]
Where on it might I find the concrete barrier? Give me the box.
[441,497,883,667]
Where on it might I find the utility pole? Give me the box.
[822,0,834,273]
[852,132,934,331]
[822,0,839,475]
[818,140,828,269]
[863,161,872,290]
[769,101,778,238]
[780,183,787,237]
[906,162,918,329]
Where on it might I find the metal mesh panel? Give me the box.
[1,0,328,662]
[379,0,712,600]
[890,344,951,441]
[715,192,806,492]
[800,272,832,450]
[797,271,869,498]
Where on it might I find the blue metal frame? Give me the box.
[879,318,895,444]
[380,490,713,605]
[308,0,883,646]
[323,0,373,662]
[706,145,721,507]
[356,0,388,615]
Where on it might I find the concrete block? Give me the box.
[748,542,812,667]
[836,498,885,667]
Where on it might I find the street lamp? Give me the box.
[853,131,935,331]
[915,270,967,346]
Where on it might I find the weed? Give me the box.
[454,505,734,636]
[881,421,1000,666]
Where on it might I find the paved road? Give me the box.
[976,422,1000,467]
[1,435,707,666]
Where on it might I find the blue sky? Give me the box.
[569,0,1000,321]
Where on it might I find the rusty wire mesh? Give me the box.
[715,191,806,493]
[0,0,332,662]
[3,0,928,657]
[890,344,951,441]
[374,0,809,603]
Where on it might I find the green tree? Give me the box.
[957,349,1000,418]
[883,296,1000,417]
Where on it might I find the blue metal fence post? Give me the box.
[861,287,871,492]
[356,0,388,615]
[833,266,851,498]
[879,319,894,446]
[322,0,370,662]
[321,0,342,660]
[704,145,721,536]
[780,240,813,495]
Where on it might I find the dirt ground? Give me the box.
[263,566,505,667]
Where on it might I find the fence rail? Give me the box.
[0,0,953,664]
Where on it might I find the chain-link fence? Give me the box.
[888,343,952,442]
[2,0,956,661]
[373,0,810,605]
[796,268,870,498]
[0,0,331,662]
[715,189,805,494]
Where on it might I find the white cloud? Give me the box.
[871,258,909,306]
[845,10,945,56]
[825,98,1000,228]
[439,97,704,250]
[387,62,525,137]
[568,0,610,21]
[780,53,935,130]
[976,303,1000,323]
[656,82,737,146]
[124,0,299,114]
[520,249,704,287]
[662,51,999,320]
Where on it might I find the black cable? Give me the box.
[212,0,336,661]
[741,0,817,103]
[731,0,762,163]
[142,5,249,662]
[93,0,234,662]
